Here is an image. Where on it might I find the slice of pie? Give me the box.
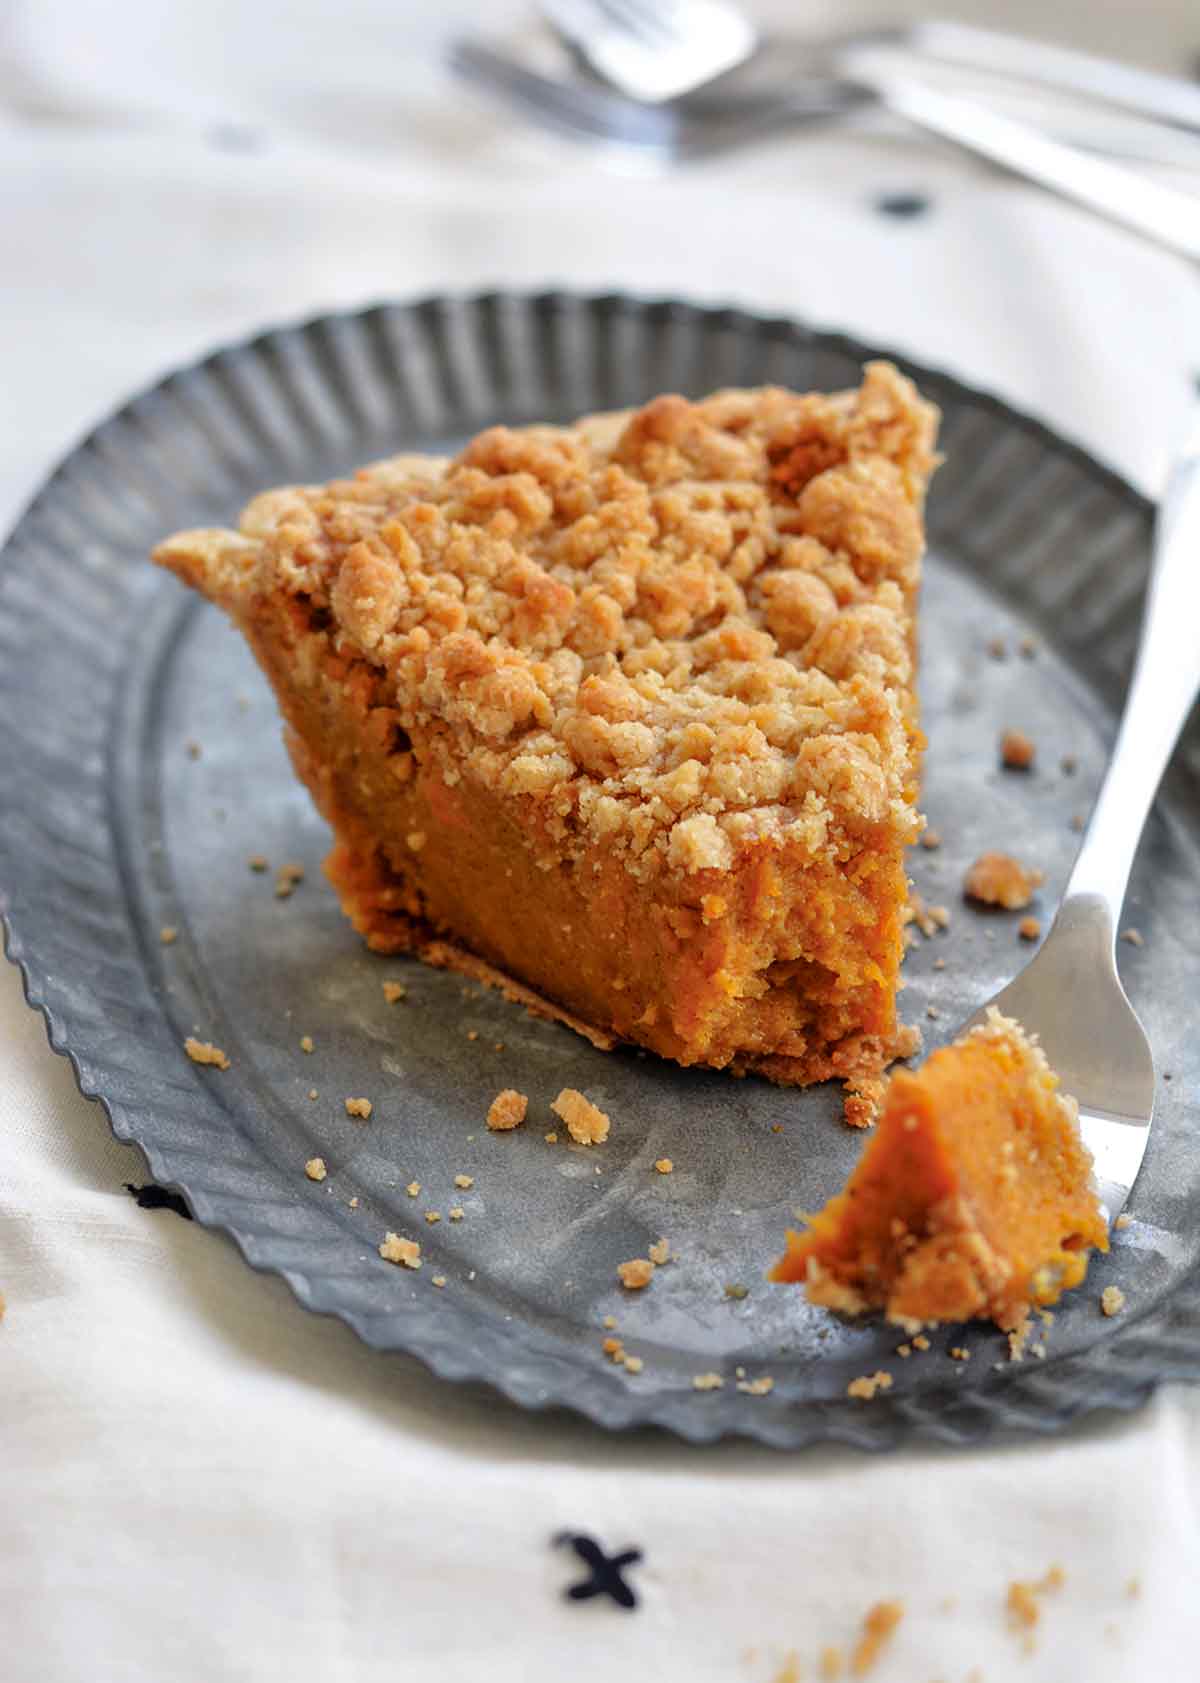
[770,1008,1109,1328]
[155,362,937,1113]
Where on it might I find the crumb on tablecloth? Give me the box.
[378,1233,421,1268]
[552,1088,610,1145]
[847,1371,893,1401]
[819,1645,843,1680]
[184,1037,230,1070]
[964,851,1044,910]
[851,1600,904,1676]
[345,1097,372,1119]
[1007,1565,1065,1649]
[1102,1285,1126,1316]
[487,1089,527,1131]
[1000,728,1036,769]
[382,981,407,1003]
[618,1258,655,1290]
[304,1157,327,1182]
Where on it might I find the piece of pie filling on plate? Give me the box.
[772,1009,1110,1329]
[155,362,938,1120]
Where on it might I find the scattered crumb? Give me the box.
[654,1157,674,1174]
[424,1211,441,1225]
[487,1089,528,1131]
[648,1238,671,1266]
[724,1283,749,1301]
[908,892,948,938]
[911,1334,930,1351]
[448,1207,464,1221]
[927,903,950,930]
[618,1258,655,1290]
[1018,915,1041,941]
[1069,812,1085,831]
[432,1275,447,1288]
[159,925,178,945]
[851,1601,903,1676]
[378,1232,421,1269]
[925,1005,940,1020]
[1126,1575,1141,1598]
[1008,1316,1033,1362]
[544,1131,558,1144]
[552,1087,610,1145]
[1019,636,1037,658]
[382,981,407,1004]
[948,1346,971,1362]
[184,1036,230,1070]
[692,1371,724,1391]
[986,636,1007,660]
[1120,927,1145,947]
[345,1097,372,1119]
[275,861,305,898]
[248,854,269,872]
[1007,1565,1064,1649]
[1101,1285,1126,1316]
[349,1196,358,1209]
[623,1354,644,1374]
[1000,728,1036,769]
[186,740,202,760]
[466,1029,479,1041]
[307,1087,318,1101]
[847,1371,893,1401]
[932,956,946,970]
[1114,1213,1132,1230]
[299,1034,314,1054]
[602,1336,625,1362]
[1061,754,1078,775]
[736,1375,775,1396]
[454,1173,474,1189]
[896,1343,912,1359]
[964,851,1044,910]
[304,1157,327,1182]
[920,828,942,850]
[405,1180,420,1197]
[819,1646,844,1681]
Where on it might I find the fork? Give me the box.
[451,32,1200,266]
[960,408,1200,1225]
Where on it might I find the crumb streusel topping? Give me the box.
[157,364,935,883]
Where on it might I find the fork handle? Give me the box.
[860,74,1200,265]
[1063,411,1200,935]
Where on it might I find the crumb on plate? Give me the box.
[964,851,1044,910]
[378,1232,421,1268]
[184,1036,230,1070]
[304,1157,327,1182]
[618,1258,655,1290]
[1000,728,1035,769]
[552,1087,610,1145]
[345,1097,372,1119]
[487,1089,527,1131]
[847,1370,893,1401]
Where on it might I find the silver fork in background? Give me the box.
[543,0,1200,136]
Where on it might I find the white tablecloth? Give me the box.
[3,3,1200,1677]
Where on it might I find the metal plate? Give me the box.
[3,292,1199,1449]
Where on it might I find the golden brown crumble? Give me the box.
[1114,1213,1132,1230]
[919,828,941,850]
[654,1157,674,1174]
[692,1371,724,1391]
[349,1196,359,1209]
[846,1370,893,1400]
[1006,1565,1064,1651]
[964,851,1044,910]
[432,1275,447,1287]
[307,1087,318,1100]
[466,1029,479,1041]
[1120,927,1145,947]
[1101,1285,1126,1316]
[454,1173,474,1189]
[622,1354,644,1374]
[736,1375,775,1396]
[159,925,178,945]
[304,1157,327,1182]
[406,1180,420,1197]
[851,1602,903,1677]
[1126,1575,1141,1598]
[1018,916,1041,941]
[424,1211,441,1225]
[299,1034,314,1053]
[275,861,305,898]
[448,1206,464,1221]
[382,980,408,1003]
[544,1132,558,1144]
[552,1087,610,1145]
[948,1345,971,1362]
[618,1258,655,1290]
[248,854,268,872]
[345,1097,372,1119]
[379,1232,421,1268]
[184,1036,230,1070]
[487,1088,528,1130]
[157,364,933,881]
[648,1237,671,1266]
[1000,729,1035,770]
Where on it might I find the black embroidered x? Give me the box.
[554,1533,643,1610]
